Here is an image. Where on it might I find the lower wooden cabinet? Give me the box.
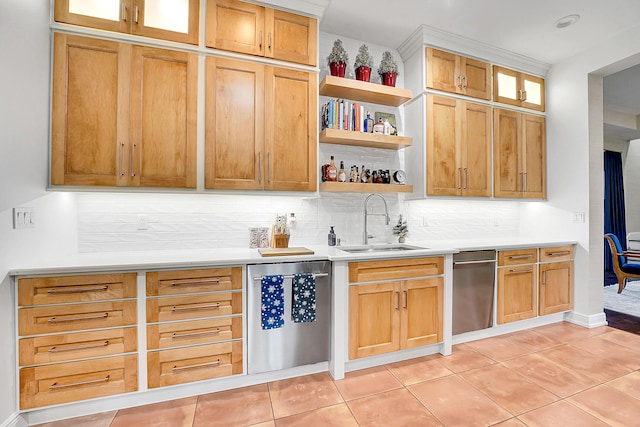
[348,257,444,360]
[497,246,574,324]
[20,354,138,409]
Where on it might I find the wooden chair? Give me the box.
[604,233,640,293]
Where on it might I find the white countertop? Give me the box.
[8,238,577,276]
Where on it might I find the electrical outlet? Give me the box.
[572,212,585,223]
[422,216,429,227]
[137,215,149,231]
[13,207,35,229]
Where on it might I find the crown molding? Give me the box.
[257,0,329,17]
[398,25,550,76]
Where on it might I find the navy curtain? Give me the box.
[604,150,627,272]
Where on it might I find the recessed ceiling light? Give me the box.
[555,14,580,29]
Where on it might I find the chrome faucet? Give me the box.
[363,193,390,244]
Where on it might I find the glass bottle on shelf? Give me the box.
[327,156,337,181]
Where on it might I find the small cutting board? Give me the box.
[258,247,315,257]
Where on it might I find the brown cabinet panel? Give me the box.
[497,263,537,324]
[147,317,241,350]
[426,48,491,100]
[146,292,242,323]
[266,8,317,66]
[19,273,136,306]
[19,301,137,336]
[493,66,545,111]
[539,261,574,315]
[401,278,443,349]
[20,355,138,409]
[147,341,242,388]
[349,257,443,283]
[539,245,574,262]
[147,267,241,296]
[498,249,538,266]
[20,327,137,366]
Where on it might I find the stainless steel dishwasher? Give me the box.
[247,261,331,374]
[452,250,496,335]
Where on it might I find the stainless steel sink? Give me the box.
[338,244,428,253]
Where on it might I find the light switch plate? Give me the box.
[13,207,35,229]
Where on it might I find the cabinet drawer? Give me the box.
[147,341,242,388]
[498,249,538,266]
[147,292,242,323]
[147,317,242,350]
[147,267,241,296]
[349,257,443,283]
[20,354,138,409]
[539,245,574,262]
[20,327,137,366]
[18,273,136,306]
[19,301,137,336]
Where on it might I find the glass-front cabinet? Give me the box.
[493,66,545,112]
[54,0,199,44]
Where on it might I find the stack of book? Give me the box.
[321,99,371,132]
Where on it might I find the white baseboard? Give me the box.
[564,310,608,328]
[1,412,27,427]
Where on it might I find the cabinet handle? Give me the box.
[50,375,110,390]
[259,31,263,50]
[508,255,533,260]
[268,32,272,51]
[403,290,408,309]
[119,143,124,176]
[171,303,222,312]
[134,5,139,24]
[257,152,262,183]
[521,90,527,101]
[121,2,127,22]
[172,329,221,339]
[47,285,108,294]
[541,270,547,286]
[546,251,571,257]
[461,75,467,89]
[267,152,271,183]
[48,313,109,323]
[457,75,462,89]
[172,359,223,372]
[464,167,468,189]
[457,168,462,189]
[508,267,533,273]
[395,291,400,310]
[130,143,136,177]
[171,279,220,287]
[48,340,109,353]
[524,172,528,192]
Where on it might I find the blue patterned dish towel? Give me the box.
[261,275,284,330]
[292,273,316,323]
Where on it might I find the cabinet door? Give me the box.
[493,108,522,198]
[401,278,443,349]
[493,66,521,108]
[349,282,400,359]
[426,48,458,94]
[522,113,546,199]
[521,74,545,112]
[265,8,317,66]
[497,264,537,324]
[131,0,199,44]
[427,95,460,196]
[206,0,266,56]
[54,0,131,33]
[462,101,492,197]
[265,67,317,191]
[539,261,573,315]
[205,57,265,190]
[129,46,197,188]
[51,33,131,186]
[460,56,491,100]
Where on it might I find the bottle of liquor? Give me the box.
[364,112,374,133]
[327,156,338,181]
[350,165,358,182]
[360,164,367,183]
[338,160,347,182]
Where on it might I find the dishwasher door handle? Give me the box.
[454,260,496,266]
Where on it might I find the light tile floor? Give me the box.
[34,322,640,427]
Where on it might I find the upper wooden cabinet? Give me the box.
[205,57,317,191]
[427,95,491,197]
[493,66,545,112]
[493,108,546,199]
[426,48,491,100]
[54,0,199,44]
[206,0,317,66]
[51,33,197,188]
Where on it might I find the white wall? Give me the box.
[624,140,640,233]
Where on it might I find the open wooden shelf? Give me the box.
[320,182,413,193]
[319,76,412,107]
[320,129,412,150]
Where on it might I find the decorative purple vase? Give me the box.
[329,61,346,77]
[355,66,371,82]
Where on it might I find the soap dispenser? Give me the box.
[328,226,337,246]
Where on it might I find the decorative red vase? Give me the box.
[355,66,371,82]
[329,61,346,77]
[382,72,397,87]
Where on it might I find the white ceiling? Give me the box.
[320,0,640,140]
